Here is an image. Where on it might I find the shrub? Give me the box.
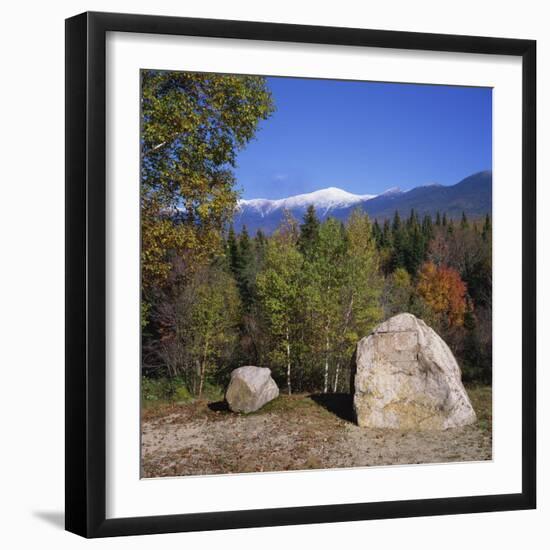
[141,375,223,403]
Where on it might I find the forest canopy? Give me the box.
[140,71,492,401]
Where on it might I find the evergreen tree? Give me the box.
[236,226,255,308]
[227,225,240,276]
[255,228,266,246]
[298,205,320,257]
[239,226,253,265]
[390,211,406,271]
[435,211,441,227]
[407,208,419,229]
[482,214,492,241]
[405,223,425,276]
[392,210,402,233]
[254,229,267,264]
[461,211,469,230]
[422,214,433,241]
[382,219,391,247]
[372,219,382,248]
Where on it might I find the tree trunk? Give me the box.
[323,324,330,394]
[198,364,205,398]
[332,295,354,393]
[285,325,292,395]
[333,362,340,393]
[198,338,209,398]
[193,360,200,396]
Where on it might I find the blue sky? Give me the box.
[234,77,492,200]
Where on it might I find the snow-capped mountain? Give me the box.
[237,187,377,217]
[233,171,492,235]
[233,186,385,234]
[378,186,403,196]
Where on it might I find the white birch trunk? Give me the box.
[286,324,292,395]
[333,363,340,393]
[323,325,330,394]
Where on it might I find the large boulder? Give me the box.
[353,313,476,430]
[226,366,279,413]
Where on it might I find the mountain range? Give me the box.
[233,171,492,234]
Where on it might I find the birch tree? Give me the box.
[303,218,347,393]
[333,210,383,391]
[140,71,274,327]
[158,264,240,396]
[256,230,303,394]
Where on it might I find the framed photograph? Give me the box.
[65,11,536,538]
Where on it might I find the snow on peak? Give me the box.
[280,187,376,209]
[380,186,402,196]
[238,186,377,215]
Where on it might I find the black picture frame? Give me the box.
[65,11,536,538]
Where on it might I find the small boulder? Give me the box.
[226,366,279,413]
[353,313,476,430]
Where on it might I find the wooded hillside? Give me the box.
[140,70,492,401]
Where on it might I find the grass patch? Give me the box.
[465,384,492,433]
[249,394,318,414]
[142,381,492,435]
[243,393,348,424]
[141,376,224,410]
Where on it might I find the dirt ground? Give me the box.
[141,386,492,478]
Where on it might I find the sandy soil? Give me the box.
[141,388,492,478]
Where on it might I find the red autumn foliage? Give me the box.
[417,261,467,327]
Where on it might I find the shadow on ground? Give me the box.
[309,393,355,423]
[208,400,229,412]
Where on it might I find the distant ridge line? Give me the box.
[233,170,492,234]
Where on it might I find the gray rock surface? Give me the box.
[226,366,279,413]
[353,313,476,430]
